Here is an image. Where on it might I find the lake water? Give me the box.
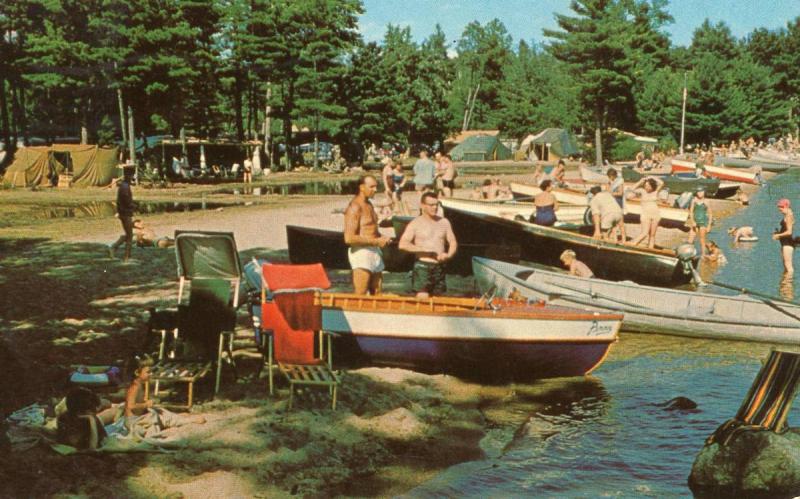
[406,168,800,497]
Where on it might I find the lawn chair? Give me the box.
[147,231,242,408]
[708,349,800,445]
[260,263,340,410]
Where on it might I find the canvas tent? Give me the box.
[518,128,580,162]
[2,144,119,187]
[449,135,512,162]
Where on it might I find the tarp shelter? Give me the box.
[449,135,513,162]
[518,128,580,162]
[2,144,119,187]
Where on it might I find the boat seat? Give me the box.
[707,350,800,445]
[261,263,340,410]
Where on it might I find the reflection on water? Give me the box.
[15,200,236,220]
[779,273,795,301]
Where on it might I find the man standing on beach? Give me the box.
[344,175,392,295]
[109,165,136,261]
[413,149,436,196]
[399,192,458,298]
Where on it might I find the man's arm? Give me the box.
[442,221,458,261]
[343,203,389,246]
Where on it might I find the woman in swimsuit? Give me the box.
[631,176,665,249]
[687,187,713,255]
[773,198,795,275]
[533,179,559,226]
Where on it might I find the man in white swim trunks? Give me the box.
[344,175,392,294]
[589,185,625,242]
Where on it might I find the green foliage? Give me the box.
[609,136,643,162]
[495,41,580,138]
[1,0,799,162]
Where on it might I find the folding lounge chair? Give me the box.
[260,263,341,410]
[708,349,800,445]
[146,231,242,408]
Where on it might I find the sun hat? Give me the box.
[777,198,791,209]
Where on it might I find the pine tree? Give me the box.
[546,0,633,165]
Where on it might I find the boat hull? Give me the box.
[286,224,521,276]
[321,294,619,380]
[473,257,800,344]
[671,159,759,184]
[621,167,721,196]
[510,182,688,230]
[442,199,697,286]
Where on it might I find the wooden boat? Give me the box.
[472,257,800,344]
[320,292,621,380]
[510,181,689,230]
[671,158,760,184]
[286,224,521,276]
[620,167,721,196]
[441,198,699,286]
[287,225,413,272]
[713,155,789,173]
[424,197,589,226]
[579,165,611,184]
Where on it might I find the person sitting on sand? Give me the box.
[704,240,727,264]
[133,219,175,248]
[123,355,205,439]
[56,387,121,450]
[728,226,755,243]
[560,249,594,278]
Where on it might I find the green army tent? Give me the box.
[449,135,513,162]
[2,144,119,187]
[518,128,580,162]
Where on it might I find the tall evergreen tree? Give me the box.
[495,40,580,139]
[450,19,512,130]
[546,0,633,165]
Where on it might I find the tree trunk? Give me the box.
[313,127,319,170]
[282,81,294,171]
[234,69,244,142]
[265,82,272,169]
[594,106,603,167]
[0,76,11,160]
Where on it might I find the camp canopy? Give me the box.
[519,128,580,161]
[449,135,513,162]
[2,144,119,187]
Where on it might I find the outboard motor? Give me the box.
[676,243,704,285]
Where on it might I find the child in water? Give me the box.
[703,240,727,265]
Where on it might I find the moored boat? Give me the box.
[472,257,800,344]
[320,292,622,380]
[713,155,789,173]
[620,167,721,196]
[441,198,698,286]
[510,181,689,230]
[286,224,521,275]
[671,158,760,184]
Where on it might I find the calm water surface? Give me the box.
[407,169,800,497]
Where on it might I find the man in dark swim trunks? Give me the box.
[399,192,458,298]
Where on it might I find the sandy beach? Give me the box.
[0,167,763,497]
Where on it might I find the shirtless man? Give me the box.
[344,175,392,294]
[399,192,458,298]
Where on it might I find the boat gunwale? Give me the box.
[473,258,800,330]
[319,292,624,321]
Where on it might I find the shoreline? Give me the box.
[0,167,763,497]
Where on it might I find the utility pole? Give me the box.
[680,72,687,156]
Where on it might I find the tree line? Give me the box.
[1,0,798,168]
